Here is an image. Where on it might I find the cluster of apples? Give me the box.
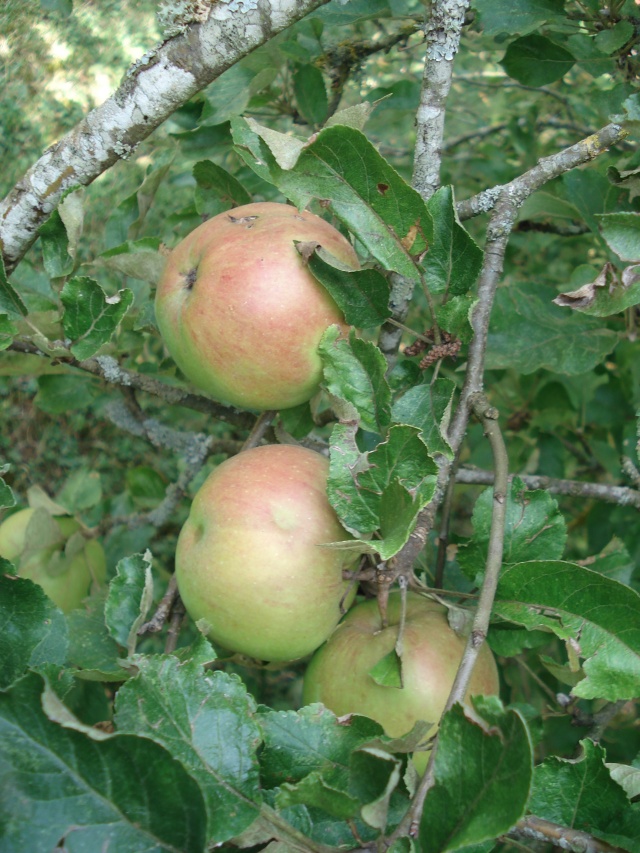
[155,202,500,763]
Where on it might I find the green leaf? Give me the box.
[232,120,432,281]
[596,212,640,262]
[531,740,629,834]
[104,552,154,656]
[554,262,640,317]
[420,698,532,853]
[606,763,640,800]
[38,209,74,278]
[475,0,565,36]
[61,276,133,359]
[66,588,128,681]
[0,256,28,317]
[293,64,329,126]
[391,378,456,458]
[34,374,99,414]
[350,747,403,829]
[501,35,575,87]
[0,314,18,350]
[56,468,102,512]
[424,186,483,297]
[277,402,315,440]
[437,295,476,344]
[494,561,640,700]
[485,283,619,375]
[276,772,360,820]
[0,572,68,689]
[369,649,403,688]
[319,326,391,433]
[200,55,278,126]
[100,237,166,284]
[306,249,391,328]
[115,654,262,844]
[193,159,252,218]
[594,20,635,55]
[0,671,207,852]
[0,476,16,510]
[458,478,567,581]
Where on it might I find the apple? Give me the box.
[154,201,359,411]
[302,592,500,772]
[175,444,358,661]
[0,507,107,613]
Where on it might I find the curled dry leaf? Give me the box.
[553,263,614,310]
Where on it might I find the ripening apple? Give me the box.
[302,592,500,772]
[175,444,358,661]
[155,201,359,411]
[0,507,107,613]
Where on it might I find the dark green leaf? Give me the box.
[419,698,533,853]
[424,186,483,297]
[115,654,262,844]
[495,561,640,700]
[596,212,640,262]
[0,476,16,510]
[0,256,28,317]
[0,671,207,852]
[391,378,456,458]
[66,588,127,681]
[350,747,403,829]
[306,249,391,328]
[437,295,476,343]
[61,276,133,360]
[0,572,68,689]
[276,772,360,820]
[0,314,18,350]
[193,159,252,218]
[38,209,74,278]
[501,35,575,87]
[277,402,315,440]
[104,552,154,656]
[293,64,329,126]
[475,0,565,36]
[34,374,100,414]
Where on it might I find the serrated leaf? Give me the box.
[437,295,476,343]
[606,763,640,800]
[326,101,375,131]
[276,771,360,820]
[232,120,432,281]
[100,237,166,284]
[0,572,68,689]
[419,698,533,853]
[501,35,575,87]
[306,248,391,328]
[0,476,16,509]
[66,588,128,681]
[104,551,154,656]
[351,747,403,829]
[486,283,619,375]
[596,212,640,262]
[193,159,253,218]
[391,378,455,458]
[458,478,567,581]
[320,326,391,433]
[0,671,207,852]
[38,209,74,278]
[0,256,28,317]
[531,740,629,834]
[494,561,640,700]
[369,649,403,688]
[115,655,262,844]
[61,276,133,359]
[424,186,483,297]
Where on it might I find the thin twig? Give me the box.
[510,815,628,853]
[164,595,187,654]
[139,575,179,636]
[241,410,277,451]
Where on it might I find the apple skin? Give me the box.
[155,202,359,411]
[302,592,500,772]
[0,508,106,613]
[175,444,358,661]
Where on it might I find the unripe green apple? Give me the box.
[0,507,107,613]
[175,444,358,661]
[303,592,500,772]
[154,201,359,411]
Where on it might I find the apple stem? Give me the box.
[241,410,277,452]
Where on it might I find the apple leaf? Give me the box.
[424,186,483,297]
[66,588,129,681]
[0,571,68,689]
[232,119,432,281]
[0,671,207,852]
[391,378,456,458]
[494,561,640,700]
[193,159,252,218]
[474,0,565,37]
[276,772,361,820]
[530,740,629,835]
[304,248,391,328]
[595,212,640,262]
[114,653,263,844]
[0,313,18,350]
[100,237,166,284]
[56,467,102,512]
[0,256,28,317]
[458,478,567,582]
[350,747,403,829]
[61,276,133,360]
[369,649,403,689]
[327,423,437,559]
[38,208,75,278]
[501,35,575,87]
[419,698,533,853]
[485,283,620,375]
[293,64,329,127]
[606,763,640,800]
[437,294,476,343]
[104,551,154,656]
[319,326,391,433]
[0,475,15,509]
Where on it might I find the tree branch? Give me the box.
[510,815,628,853]
[0,0,330,273]
[456,467,640,509]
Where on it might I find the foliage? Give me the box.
[1,1,640,852]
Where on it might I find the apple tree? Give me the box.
[1,1,640,851]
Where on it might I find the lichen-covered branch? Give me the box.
[412,0,469,199]
[510,816,628,853]
[0,0,330,274]
[456,467,640,509]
